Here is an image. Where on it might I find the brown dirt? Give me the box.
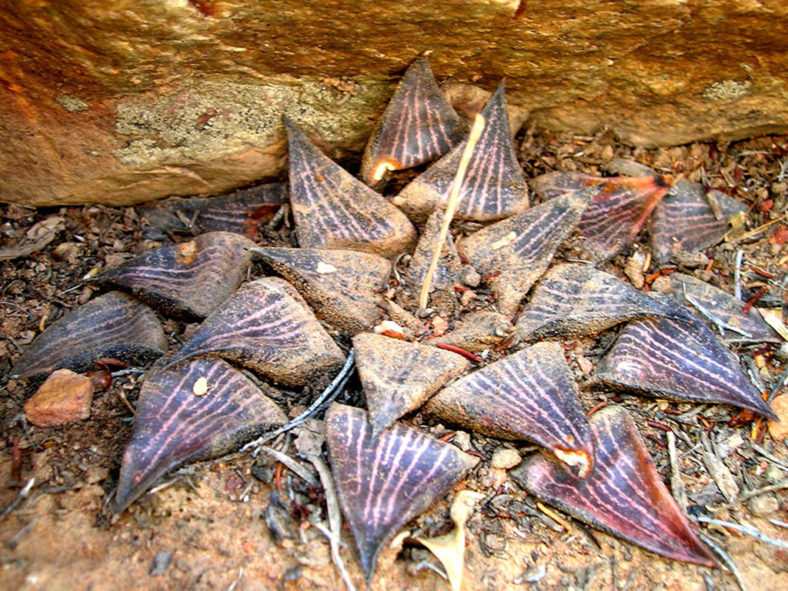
[2,130,788,591]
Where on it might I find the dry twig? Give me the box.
[419,114,485,310]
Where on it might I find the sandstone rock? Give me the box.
[490,448,522,470]
[1,1,787,207]
[24,369,94,427]
[768,395,788,442]
[747,494,779,518]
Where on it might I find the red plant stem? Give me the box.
[742,288,766,314]
[435,343,483,362]
[647,420,672,432]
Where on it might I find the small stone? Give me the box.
[774,342,788,363]
[624,250,646,289]
[460,289,477,307]
[764,464,784,483]
[461,266,481,288]
[650,275,673,294]
[478,467,508,489]
[768,395,788,442]
[452,431,472,451]
[192,376,209,396]
[491,447,522,470]
[149,551,172,576]
[52,242,83,264]
[747,494,779,517]
[23,369,94,427]
[85,466,109,484]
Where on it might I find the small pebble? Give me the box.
[460,289,477,307]
[624,251,646,288]
[764,464,784,483]
[491,447,522,470]
[651,275,673,294]
[747,494,779,517]
[24,369,94,428]
[452,431,472,451]
[461,266,481,288]
[768,394,788,442]
[774,342,788,363]
[149,551,172,576]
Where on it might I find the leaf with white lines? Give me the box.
[251,247,390,334]
[94,232,255,320]
[325,403,478,585]
[406,207,464,313]
[651,180,747,263]
[666,272,781,344]
[458,189,592,316]
[394,82,529,222]
[11,291,167,379]
[353,333,470,438]
[533,172,670,260]
[198,182,287,239]
[578,175,671,260]
[512,405,717,567]
[530,171,606,200]
[136,183,287,240]
[591,304,777,419]
[424,342,594,478]
[165,277,346,386]
[360,56,463,185]
[115,357,286,512]
[516,263,683,343]
[285,117,417,258]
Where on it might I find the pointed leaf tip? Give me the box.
[458,188,593,316]
[516,263,683,342]
[395,81,529,222]
[592,308,777,420]
[425,341,594,478]
[115,357,286,513]
[325,403,477,584]
[513,405,717,567]
[577,175,670,260]
[353,332,471,438]
[652,180,747,263]
[286,119,416,257]
[11,291,166,379]
[361,56,463,185]
[167,277,345,386]
[252,247,390,334]
[93,232,255,320]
